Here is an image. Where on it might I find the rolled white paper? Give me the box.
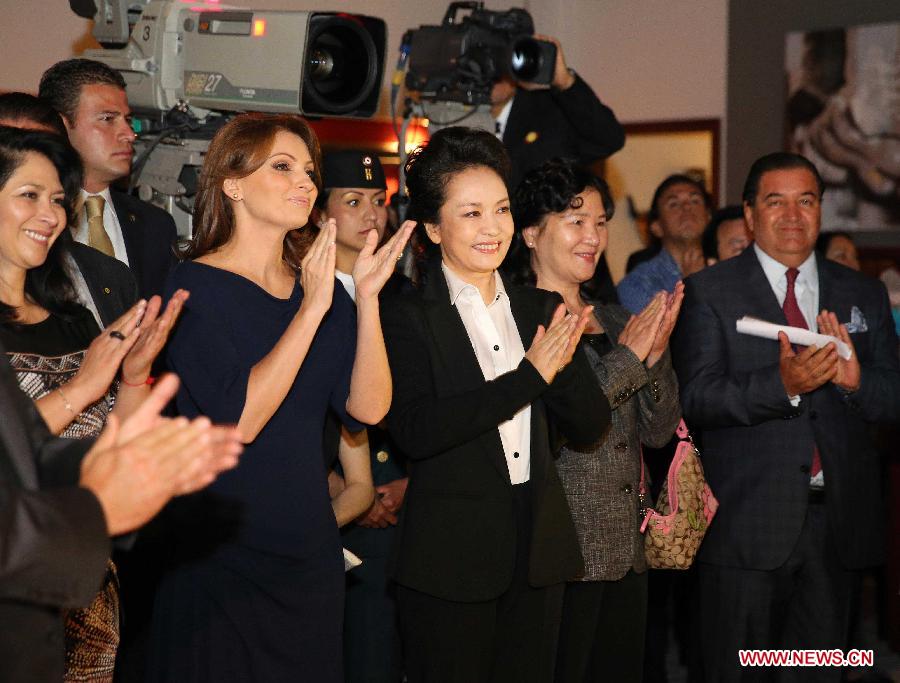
[736,316,852,360]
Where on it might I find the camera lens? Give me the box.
[303,15,379,115]
[510,38,543,82]
[307,48,336,80]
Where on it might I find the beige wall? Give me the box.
[525,0,728,123]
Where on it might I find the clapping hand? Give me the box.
[816,309,860,392]
[356,497,398,528]
[778,332,838,397]
[81,374,243,535]
[300,219,337,317]
[617,292,667,363]
[69,299,147,405]
[376,477,409,514]
[645,282,685,368]
[353,220,415,301]
[122,290,189,385]
[115,373,178,444]
[525,303,592,384]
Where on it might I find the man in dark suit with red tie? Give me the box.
[39,59,177,300]
[672,152,900,681]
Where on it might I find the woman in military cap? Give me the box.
[315,149,411,683]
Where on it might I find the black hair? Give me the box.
[504,158,616,301]
[701,205,745,260]
[0,92,67,137]
[742,152,824,206]
[405,126,510,275]
[0,126,84,324]
[816,230,855,255]
[511,158,615,231]
[648,174,711,227]
[405,126,510,226]
[39,58,127,123]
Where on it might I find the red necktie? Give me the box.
[783,268,822,477]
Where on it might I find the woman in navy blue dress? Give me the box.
[149,113,412,682]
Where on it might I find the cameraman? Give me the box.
[491,36,624,190]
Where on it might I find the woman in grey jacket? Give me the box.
[508,159,683,683]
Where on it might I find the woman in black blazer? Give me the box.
[382,127,611,683]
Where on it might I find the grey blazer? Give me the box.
[555,303,681,581]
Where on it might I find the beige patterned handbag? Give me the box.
[639,420,718,569]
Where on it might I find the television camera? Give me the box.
[402,2,557,106]
[69,0,387,234]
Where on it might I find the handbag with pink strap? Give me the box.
[639,420,719,570]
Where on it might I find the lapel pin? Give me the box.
[524,131,539,144]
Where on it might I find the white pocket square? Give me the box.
[845,306,867,333]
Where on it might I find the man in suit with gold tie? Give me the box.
[39,59,177,300]
[38,59,180,680]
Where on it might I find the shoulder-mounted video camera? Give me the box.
[404,2,557,105]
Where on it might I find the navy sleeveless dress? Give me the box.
[149,261,363,682]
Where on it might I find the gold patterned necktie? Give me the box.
[84,195,115,258]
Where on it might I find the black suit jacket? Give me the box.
[503,74,624,190]
[0,349,109,682]
[69,241,140,328]
[109,190,178,300]
[383,267,611,602]
[672,247,900,571]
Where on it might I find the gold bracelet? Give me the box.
[57,386,75,415]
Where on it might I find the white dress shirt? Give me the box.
[63,253,104,328]
[493,97,514,140]
[442,262,532,484]
[336,270,356,303]
[753,243,824,487]
[753,243,819,331]
[74,187,130,266]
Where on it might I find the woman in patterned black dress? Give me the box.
[0,127,185,681]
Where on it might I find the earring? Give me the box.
[232,194,239,199]
[527,241,534,247]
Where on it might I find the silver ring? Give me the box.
[109,330,126,341]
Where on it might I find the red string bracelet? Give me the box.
[121,375,155,388]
